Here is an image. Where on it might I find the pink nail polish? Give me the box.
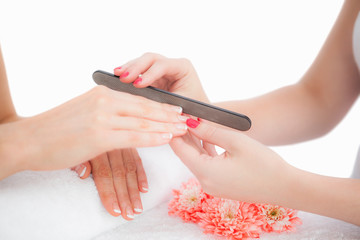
[120,71,129,78]
[114,66,122,71]
[133,77,142,85]
[186,119,200,128]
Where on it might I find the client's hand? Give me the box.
[73,148,148,220]
[171,118,294,206]
[113,52,209,102]
[90,148,147,220]
[0,86,188,179]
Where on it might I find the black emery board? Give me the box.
[92,70,251,131]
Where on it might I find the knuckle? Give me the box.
[125,161,137,173]
[127,133,143,145]
[93,85,109,96]
[142,52,160,59]
[140,105,152,117]
[112,167,126,178]
[138,119,150,130]
[179,57,192,66]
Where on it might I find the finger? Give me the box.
[133,58,188,88]
[91,86,185,124]
[90,154,121,217]
[186,118,240,151]
[170,134,205,176]
[114,53,163,83]
[108,150,135,220]
[203,142,218,157]
[72,161,91,179]
[130,148,148,193]
[112,96,184,124]
[122,149,143,214]
[108,116,187,136]
[106,130,175,149]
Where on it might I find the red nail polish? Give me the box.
[197,117,201,122]
[120,71,129,78]
[186,118,200,128]
[114,66,122,71]
[133,77,142,85]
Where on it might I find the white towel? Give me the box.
[0,145,193,240]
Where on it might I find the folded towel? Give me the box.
[0,145,193,240]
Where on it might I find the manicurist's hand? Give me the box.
[0,86,188,179]
[172,118,295,206]
[113,52,209,102]
[114,53,216,154]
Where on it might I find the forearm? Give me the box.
[0,122,25,180]
[215,83,331,145]
[284,166,360,226]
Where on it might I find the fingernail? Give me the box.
[134,200,143,213]
[176,123,188,130]
[142,183,148,192]
[178,115,188,122]
[113,203,121,214]
[134,208,143,213]
[126,207,134,219]
[79,165,87,178]
[114,66,122,71]
[162,133,173,139]
[133,77,142,85]
[186,119,200,128]
[120,71,129,78]
[172,106,182,114]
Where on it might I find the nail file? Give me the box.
[92,70,251,131]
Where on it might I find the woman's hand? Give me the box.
[171,118,294,206]
[113,53,209,102]
[0,86,188,179]
[90,148,147,220]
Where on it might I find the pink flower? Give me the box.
[258,204,302,233]
[168,178,209,223]
[197,198,263,240]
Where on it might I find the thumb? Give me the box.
[186,118,241,151]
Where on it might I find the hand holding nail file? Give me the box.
[92,70,251,131]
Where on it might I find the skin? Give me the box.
[114,0,360,226]
[0,47,188,220]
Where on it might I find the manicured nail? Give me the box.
[126,207,134,219]
[178,115,188,122]
[134,208,143,213]
[133,77,142,85]
[114,66,122,71]
[142,186,149,192]
[176,123,188,130]
[79,165,86,178]
[113,203,121,214]
[186,118,200,128]
[172,106,182,114]
[120,71,129,78]
[162,133,173,139]
[134,200,143,213]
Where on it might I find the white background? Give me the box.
[0,0,358,178]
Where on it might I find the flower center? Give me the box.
[267,208,282,221]
[189,196,197,203]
